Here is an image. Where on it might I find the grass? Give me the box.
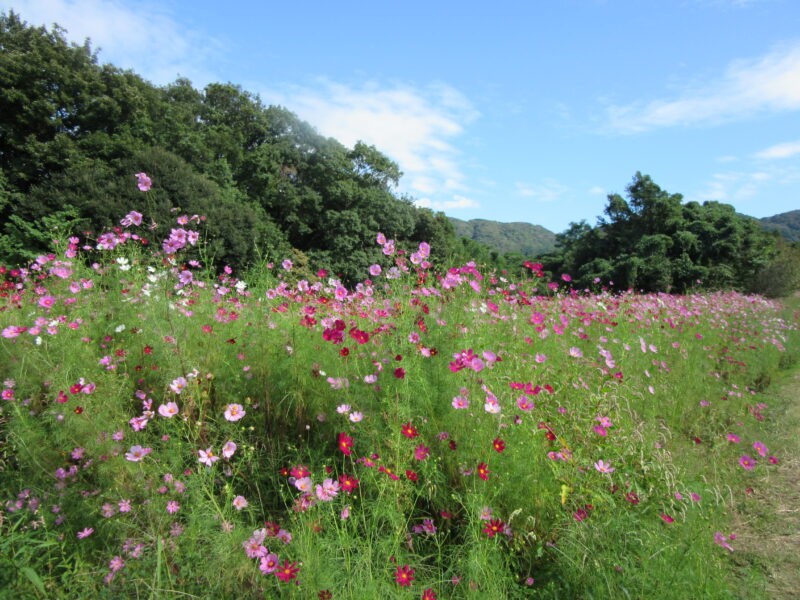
[0,206,798,599]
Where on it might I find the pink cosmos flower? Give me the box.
[259,553,279,574]
[158,402,179,418]
[125,445,152,462]
[452,396,469,409]
[198,447,220,467]
[224,403,245,422]
[166,500,180,514]
[714,532,736,552]
[222,441,237,459]
[109,556,125,572]
[753,441,768,457]
[135,172,152,191]
[169,377,187,394]
[233,495,248,510]
[120,211,143,227]
[594,459,615,473]
[38,295,57,308]
[77,527,94,539]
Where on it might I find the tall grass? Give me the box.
[0,200,797,599]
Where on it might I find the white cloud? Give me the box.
[415,195,479,211]
[693,170,773,202]
[754,140,800,159]
[515,180,569,203]
[263,79,480,207]
[608,42,800,133]
[588,186,606,195]
[11,0,222,85]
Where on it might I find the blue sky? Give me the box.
[6,0,800,233]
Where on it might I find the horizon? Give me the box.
[4,0,800,233]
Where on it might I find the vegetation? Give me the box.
[0,11,490,282]
[1,193,798,599]
[541,172,786,294]
[448,218,556,257]
[760,210,800,243]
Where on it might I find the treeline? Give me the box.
[541,172,800,296]
[0,12,519,282]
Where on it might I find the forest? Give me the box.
[1,11,798,294]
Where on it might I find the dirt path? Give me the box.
[733,370,800,598]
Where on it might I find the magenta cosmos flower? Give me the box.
[394,564,415,587]
[739,455,756,470]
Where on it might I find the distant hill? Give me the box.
[760,210,800,242]
[449,218,556,256]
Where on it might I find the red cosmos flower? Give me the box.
[57,391,68,403]
[143,345,153,354]
[422,588,437,600]
[492,438,506,453]
[340,347,350,357]
[394,564,415,587]
[406,469,419,481]
[483,518,505,538]
[274,559,300,582]
[318,591,332,600]
[401,422,419,438]
[477,462,490,480]
[625,492,640,505]
[338,432,354,455]
[660,513,674,523]
[394,367,406,379]
[339,474,359,493]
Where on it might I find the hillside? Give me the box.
[761,210,800,242]
[448,217,556,256]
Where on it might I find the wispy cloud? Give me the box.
[264,80,480,210]
[607,42,800,133]
[11,0,222,85]
[588,186,606,195]
[754,140,800,159]
[416,195,479,211]
[693,170,773,202]
[515,180,569,203]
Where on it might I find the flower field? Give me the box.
[1,187,798,599]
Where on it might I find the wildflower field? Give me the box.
[1,184,798,599]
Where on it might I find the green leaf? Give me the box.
[19,566,46,597]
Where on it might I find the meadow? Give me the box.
[1,182,798,599]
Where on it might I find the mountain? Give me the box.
[448,217,556,256]
[760,210,800,242]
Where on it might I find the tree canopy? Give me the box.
[542,172,777,293]
[0,11,475,280]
